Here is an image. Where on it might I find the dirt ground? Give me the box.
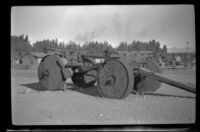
[11,68,196,125]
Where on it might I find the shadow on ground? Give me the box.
[131,91,195,99]
[21,82,45,91]
[21,82,195,99]
[67,84,101,98]
[68,84,195,99]
[21,82,101,98]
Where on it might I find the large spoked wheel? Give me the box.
[134,59,162,92]
[38,55,66,91]
[97,59,134,99]
[71,70,96,88]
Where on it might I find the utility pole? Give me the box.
[185,41,189,67]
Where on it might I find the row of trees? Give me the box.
[116,40,168,58]
[11,34,168,58]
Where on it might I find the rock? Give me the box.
[129,116,134,119]
[113,107,119,111]
[62,86,68,91]
[136,121,141,124]
[98,114,103,117]
[48,115,53,119]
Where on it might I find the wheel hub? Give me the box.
[105,74,116,86]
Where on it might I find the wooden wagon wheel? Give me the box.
[97,59,134,99]
[134,59,163,92]
[38,55,67,91]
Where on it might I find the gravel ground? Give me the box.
[11,68,196,125]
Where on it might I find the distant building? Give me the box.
[17,52,47,69]
[21,54,37,69]
[166,52,195,64]
[117,51,152,62]
[176,56,181,62]
[29,52,47,66]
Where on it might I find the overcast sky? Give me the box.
[11,5,195,48]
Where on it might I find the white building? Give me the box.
[29,52,47,66]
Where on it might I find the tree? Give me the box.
[65,40,80,50]
[161,45,168,59]
[32,39,60,52]
[12,35,166,60]
[11,34,33,58]
[116,41,129,51]
[58,41,65,49]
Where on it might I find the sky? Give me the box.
[11,5,195,49]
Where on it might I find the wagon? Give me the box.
[38,48,196,99]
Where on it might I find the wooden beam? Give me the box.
[134,68,196,94]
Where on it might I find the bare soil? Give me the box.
[11,68,196,125]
